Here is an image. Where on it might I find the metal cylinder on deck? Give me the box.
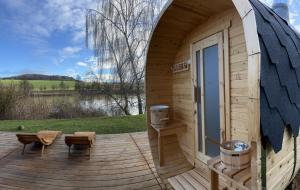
[150,105,169,127]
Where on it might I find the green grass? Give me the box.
[0,80,76,91]
[0,115,146,134]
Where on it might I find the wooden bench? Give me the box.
[16,130,62,156]
[208,156,251,190]
[168,168,210,190]
[65,132,96,159]
[151,122,186,166]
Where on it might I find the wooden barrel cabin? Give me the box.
[145,0,300,189]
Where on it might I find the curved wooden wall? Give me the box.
[145,0,235,188]
[146,0,300,189]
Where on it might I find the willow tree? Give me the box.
[86,0,165,115]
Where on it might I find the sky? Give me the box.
[262,0,300,30]
[0,0,98,80]
[0,0,299,80]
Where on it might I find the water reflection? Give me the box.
[31,95,144,116]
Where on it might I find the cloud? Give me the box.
[0,0,97,54]
[65,69,79,78]
[81,56,118,82]
[43,0,97,42]
[260,0,294,7]
[62,46,82,56]
[290,12,297,24]
[84,73,114,83]
[77,61,88,67]
[260,0,273,6]
[86,56,116,71]
[55,46,82,64]
[288,0,294,6]
[98,73,114,82]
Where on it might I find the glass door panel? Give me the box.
[203,44,220,157]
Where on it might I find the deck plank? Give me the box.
[168,168,208,190]
[0,132,163,190]
[181,172,206,190]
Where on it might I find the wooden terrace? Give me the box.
[2,131,299,190]
[0,132,166,190]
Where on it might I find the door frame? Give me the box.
[192,32,226,163]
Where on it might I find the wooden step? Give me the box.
[168,169,209,190]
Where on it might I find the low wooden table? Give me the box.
[208,156,251,190]
[151,122,187,166]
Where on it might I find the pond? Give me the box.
[79,95,144,116]
[29,94,144,116]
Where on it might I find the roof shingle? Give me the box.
[250,0,300,152]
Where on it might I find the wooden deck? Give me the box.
[0,132,165,190]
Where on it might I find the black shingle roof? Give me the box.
[250,0,300,152]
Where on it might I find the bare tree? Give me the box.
[86,0,164,115]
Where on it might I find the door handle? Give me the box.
[222,130,226,142]
[194,86,198,102]
[194,86,201,104]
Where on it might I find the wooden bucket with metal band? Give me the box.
[220,140,251,170]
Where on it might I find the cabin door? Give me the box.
[193,33,225,162]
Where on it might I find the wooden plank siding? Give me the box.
[265,129,300,190]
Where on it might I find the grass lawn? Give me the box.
[0,80,75,91]
[0,115,147,134]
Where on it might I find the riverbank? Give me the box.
[31,90,106,96]
[32,90,78,96]
[0,115,146,134]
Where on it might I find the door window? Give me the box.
[203,44,220,157]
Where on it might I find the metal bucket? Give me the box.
[150,105,169,127]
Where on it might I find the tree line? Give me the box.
[75,80,144,94]
[0,81,105,120]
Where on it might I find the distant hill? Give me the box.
[2,74,75,81]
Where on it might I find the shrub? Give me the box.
[0,82,18,119]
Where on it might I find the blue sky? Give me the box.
[0,0,299,80]
[0,0,98,79]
